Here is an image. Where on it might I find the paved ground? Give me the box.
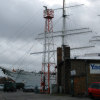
[0,91,93,100]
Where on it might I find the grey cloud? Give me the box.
[0,0,100,72]
[0,0,44,41]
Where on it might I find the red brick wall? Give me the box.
[74,76,86,96]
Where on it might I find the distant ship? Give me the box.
[0,66,56,88]
[0,66,41,88]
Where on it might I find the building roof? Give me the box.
[57,58,100,68]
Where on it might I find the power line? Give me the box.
[11,40,34,69]
[0,8,41,55]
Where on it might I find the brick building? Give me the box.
[57,45,100,96]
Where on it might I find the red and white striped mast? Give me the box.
[41,6,56,93]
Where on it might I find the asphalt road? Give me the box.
[0,91,92,100]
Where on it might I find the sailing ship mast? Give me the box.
[62,0,67,61]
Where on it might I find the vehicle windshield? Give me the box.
[0,84,4,89]
[89,83,100,89]
[0,84,4,86]
[24,85,33,88]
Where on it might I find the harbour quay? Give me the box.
[0,91,91,100]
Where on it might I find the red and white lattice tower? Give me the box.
[41,7,56,93]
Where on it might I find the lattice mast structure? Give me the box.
[41,7,56,93]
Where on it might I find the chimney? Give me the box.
[63,45,70,60]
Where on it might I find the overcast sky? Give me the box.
[0,0,100,75]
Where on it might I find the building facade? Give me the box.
[57,46,100,96]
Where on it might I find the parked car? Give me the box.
[4,81,16,92]
[34,86,40,93]
[16,83,24,90]
[23,85,34,92]
[0,84,4,91]
[88,82,100,99]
